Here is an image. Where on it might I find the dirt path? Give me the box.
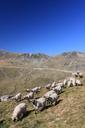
[33,67,72,73]
[0,65,73,73]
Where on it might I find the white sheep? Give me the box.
[23,92,34,101]
[79,72,83,78]
[0,95,12,102]
[72,72,78,77]
[52,85,62,94]
[67,80,72,87]
[12,93,22,102]
[12,103,27,122]
[63,79,68,87]
[51,82,56,88]
[76,79,82,86]
[31,86,41,93]
[44,90,55,99]
[26,89,30,92]
[70,77,76,86]
[45,84,51,90]
[47,93,59,105]
[31,97,47,112]
[57,82,64,88]
[66,77,76,87]
[72,71,83,78]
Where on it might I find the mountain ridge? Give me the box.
[0,50,85,71]
[0,50,85,58]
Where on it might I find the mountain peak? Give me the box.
[62,51,85,57]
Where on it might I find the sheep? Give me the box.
[51,81,57,88]
[31,86,41,93]
[79,72,83,78]
[26,89,30,92]
[63,79,68,87]
[65,77,76,87]
[69,77,76,86]
[76,79,82,86]
[72,71,83,78]
[72,78,76,86]
[44,90,55,99]
[67,80,72,87]
[72,72,78,77]
[31,97,47,112]
[45,84,51,90]
[66,77,82,87]
[23,92,34,101]
[0,95,12,102]
[52,85,62,94]
[57,82,64,88]
[47,93,59,105]
[12,93,22,102]
[12,103,27,122]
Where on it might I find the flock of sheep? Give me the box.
[0,71,84,122]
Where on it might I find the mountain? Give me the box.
[0,50,85,71]
[55,51,85,71]
[0,50,49,60]
[43,51,85,71]
[0,50,50,68]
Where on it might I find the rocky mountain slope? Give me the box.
[0,50,85,71]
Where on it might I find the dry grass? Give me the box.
[0,65,85,128]
[1,85,85,128]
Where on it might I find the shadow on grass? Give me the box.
[45,99,63,109]
[61,90,65,93]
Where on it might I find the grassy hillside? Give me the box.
[0,50,85,128]
[0,66,70,95]
[1,84,85,128]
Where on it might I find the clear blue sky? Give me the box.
[0,0,85,55]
